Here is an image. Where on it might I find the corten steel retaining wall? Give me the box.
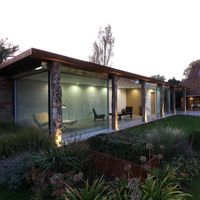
[0,77,13,122]
[91,150,159,180]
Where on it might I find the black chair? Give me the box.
[125,106,133,118]
[92,108,105,121]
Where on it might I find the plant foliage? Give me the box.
[0,153,31,189]
[141,166,192,200]
[0,127,54,158]
[0,38,19,63]
[63,176,108,200]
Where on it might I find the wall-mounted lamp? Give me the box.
[34,61,48,71]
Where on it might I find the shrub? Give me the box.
[146,127,191,160]
[32,142,90,173]
[109,177,141,200]
[63,176,108,200]
[0,153,32,189]
[141,166,192,200]
[0,121,18,135]
[168,153,200,189]
[187,131,200,151]
[0,127,55,158]
[88,134,146,164]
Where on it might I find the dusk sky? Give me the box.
[1,0,200,80]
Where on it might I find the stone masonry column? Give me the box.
[141,80,147,122]
[48,61,62,146]
[111,75,118,130]
[183,88,187,113]
[172,87,176,114]
[160,84,164,118]
[167,88,171,114]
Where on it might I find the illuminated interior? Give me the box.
[61,72,108,137]
[15,72,48,126]
[15,70,108,136]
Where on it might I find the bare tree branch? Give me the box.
[89,24,114,66]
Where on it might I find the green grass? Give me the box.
[0,187,30,200]
[124,115,200,136]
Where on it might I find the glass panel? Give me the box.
[16,72,48,126]
[61,73,108,137]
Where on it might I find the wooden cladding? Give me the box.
[0,77,13,121]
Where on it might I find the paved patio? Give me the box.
[177,110,200,116]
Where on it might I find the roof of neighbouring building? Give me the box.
[181,63,200,96]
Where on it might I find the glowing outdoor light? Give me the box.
[55,128,62,147]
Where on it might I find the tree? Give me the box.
[0,38,19,63]
[89,24,115,66]
[183,59,200,79]
[151,74,166,81]
[168,77,181,85]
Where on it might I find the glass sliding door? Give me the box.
[15,72,48,126]
[61,73,108,137]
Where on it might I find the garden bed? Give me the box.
[1,116,200,199]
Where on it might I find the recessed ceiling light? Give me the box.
[34,66,43,70]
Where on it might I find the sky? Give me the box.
[1,0,200,80]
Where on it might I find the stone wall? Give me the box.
[0,77,13,122]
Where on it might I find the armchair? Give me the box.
[33,112,77,131]
[92,108,105,121]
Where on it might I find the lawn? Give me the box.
[123,115,200,135]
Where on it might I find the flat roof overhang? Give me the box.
[0,48,186,89]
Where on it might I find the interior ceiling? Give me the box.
[22,71,107,87]
[117,78,141,89]
[21,72,143,88]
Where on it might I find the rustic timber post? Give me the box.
[160,84,164,118]
[172,86,176,114]
[48,61,63,146]
[183,88,187,113]
[141,80,147,122]
[111,75,118,130]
